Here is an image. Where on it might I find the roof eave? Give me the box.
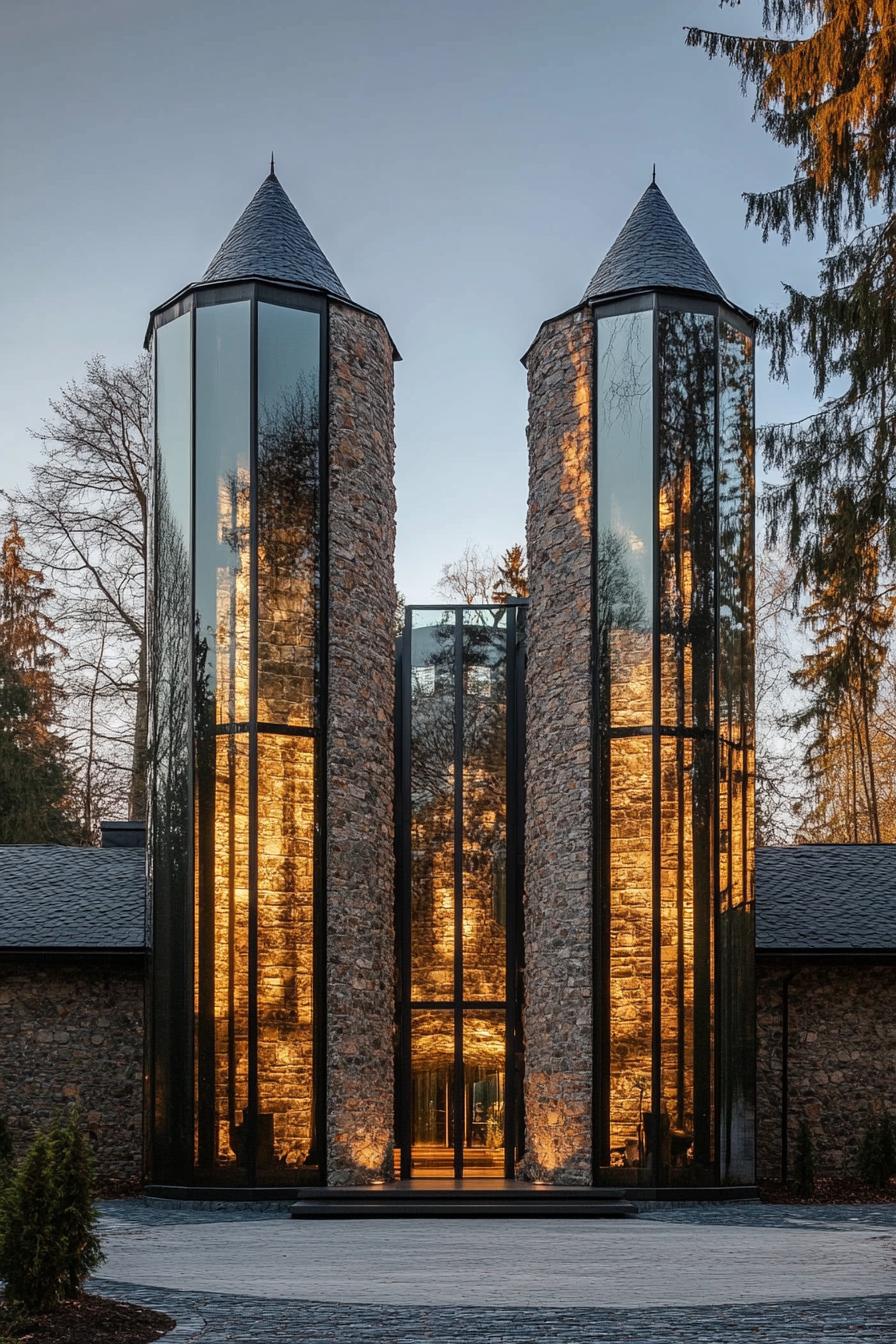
[521,285,756,367]
[145,277,401,360]
[756,946,896,962]
[0,945,146,959]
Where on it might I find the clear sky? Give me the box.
[0,0,821,601]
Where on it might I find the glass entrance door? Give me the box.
[397,606,524,1179]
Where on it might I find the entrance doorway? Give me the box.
[396,604,525,1179]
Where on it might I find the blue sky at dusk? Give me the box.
[1,0,821,600]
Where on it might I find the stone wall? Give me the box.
[757,958,896,1181]
[522,306,594,1183]
[326,302,397,1183]
[0,959,143,1190]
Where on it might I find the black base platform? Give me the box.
[290,1182,638,1219]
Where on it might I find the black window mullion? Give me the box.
[247,292,259,1188]
[309,298,329,1178]
[504,606,517,1179]
[650,293,662,1188]
[399,612,413,1180]
[453,611,464,1178]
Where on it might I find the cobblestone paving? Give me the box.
[96,1280,896,1343]
[94,1201,896,1343]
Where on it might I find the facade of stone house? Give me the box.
[0,823,145,1188]
[141,169,761,1199]
[1,835,892,1191]
[755,845,896,1184]
[4,169,893,1203]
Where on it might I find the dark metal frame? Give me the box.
[395,604,525,1180]
[147,280,328,1190]
[590,289,757,1188]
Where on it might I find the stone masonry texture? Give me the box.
[523,306,595,1183]
[326,302,397,1183]
[757,958,896,1181]
[0,959,143,1189]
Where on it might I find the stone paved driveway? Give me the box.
[94,1199,896,1342]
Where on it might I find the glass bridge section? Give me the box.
[397,605,524,1179]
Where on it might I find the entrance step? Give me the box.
[290,1184,638,1219]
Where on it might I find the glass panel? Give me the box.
[463,1011,505,1171]
[658,309,715,731]
[658,735,714,1184]
[462,610,507,1001]
[719,323,756,1183]
[193,300,251,1181]
[257,303,320,729]
[596,310,654,730]
[719,323,754,753]
[195,733,250,1180]
[410,612,456,1000]
[194,302,251,728]
[606,735,652,1176]
[152,312,192,1179]
[411,1009,454,1174]
[255,733,315,1181]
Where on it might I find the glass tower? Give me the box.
[588,183,756,1186]
[148,169,347,1188]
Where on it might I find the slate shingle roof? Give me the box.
[2,842,892,956]
[582,181,727,305]
[0,846,145,951]
[756,845,896,953]
[202,170,350,300]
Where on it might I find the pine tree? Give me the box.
[791,500,895,841]
[0,1111,13,1184]
[0,521,75,842]
[0,1130,65,1314]
[491,543,529,603]
[687,4,896,596]
[48,1110,104,1297]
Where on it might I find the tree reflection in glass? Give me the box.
[151,313,192,1180]
[657,309,715,1178]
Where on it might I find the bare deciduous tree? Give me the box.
[437,542,528,605]
[3,354,150,830]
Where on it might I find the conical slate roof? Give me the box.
[582,181,726,304]
[202,168,350,300]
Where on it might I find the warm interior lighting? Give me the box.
[405,612,509,1176]
[189,300,321,1183]
[594,305,752,1185]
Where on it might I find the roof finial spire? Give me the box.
[652,163,656,185]
[270,152,275,177]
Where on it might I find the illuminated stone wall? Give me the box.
[523,306,595,1183]
[326,302,397,1183]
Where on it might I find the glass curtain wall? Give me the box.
[718,322,757,1182]
[594,296,755,1187]
[150,285,324,1188]
[398,605,522,1179]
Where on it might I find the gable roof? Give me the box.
[202,169,350,300]
[756,845,896,953]
[0,846,145,952]
[582,181,727,305]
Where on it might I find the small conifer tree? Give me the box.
[48,1110,104,1297]
[792,1118,815,1197]
[0,1130,65,1313]
[0,1112,13,1179]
